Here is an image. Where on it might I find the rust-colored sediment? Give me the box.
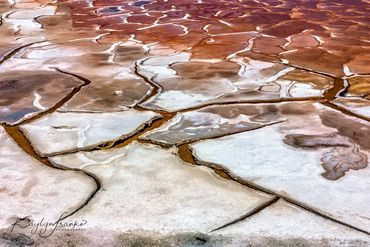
[319,76,370,121]
[19,69,92,125]
[1,123,101,220]
[59,0,370,77]
[0,67,99,221]
[323,78,345,101]
[107,109,176,149]
[1,0,369,235]
[2,124,49,165]
[177,144,197,165]
[320,76,370,122]
[176,143,238,180]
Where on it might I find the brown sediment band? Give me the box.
[1,123,101,221]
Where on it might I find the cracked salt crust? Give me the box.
[0,40,154,112]
[212,200,370,246]
[191,103,370,232]
[0,70,85,125]
[141,103,287,146]
[20,110,161,156]
[0,126,94,227]
[140,58,333,111]
[332,98,370,119]
[49,141,273,233]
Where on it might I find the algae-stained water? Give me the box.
[0,0,370,246]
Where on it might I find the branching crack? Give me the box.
[323,101,370,122]
[138,97,326,114]
[16,68,91,126]
[210,196,279,232]
[143,119,287,149]
[44,114,163,157]
[0,70,101,221]
[1,124,101,221]
[133,59,162,106]
[1,0,369,240]
[190,153,370,235]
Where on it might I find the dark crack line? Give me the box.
[323,77,345,101]
[85,110,285,159]
[44,114,163,158]
[48,160,101,221]
[0,70,102,221]
[139,97,325,113]
[338,79,350,97]
[231,50,338,79]
[243,53,338,80]
[320,77,370,123]
[234,55,370,124]
[191,156,370,236]
[0,41,45,65]
[0,13,4,25]
[323,101,370,122]
[134,50,369,127]
[133,58,163,106]
[130,63,370,234]
[210,196,279,232]
[230,49,338,79]
[184,97,325,113]
[1,124,101,222]
[1,9,15,19]
[1,9,368,233]
[142,119,288,148]
[131,45,370,128]
[14,68,91,126]
[135,50,329,113]
[34,14,52,29]
[280,62,337,79]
